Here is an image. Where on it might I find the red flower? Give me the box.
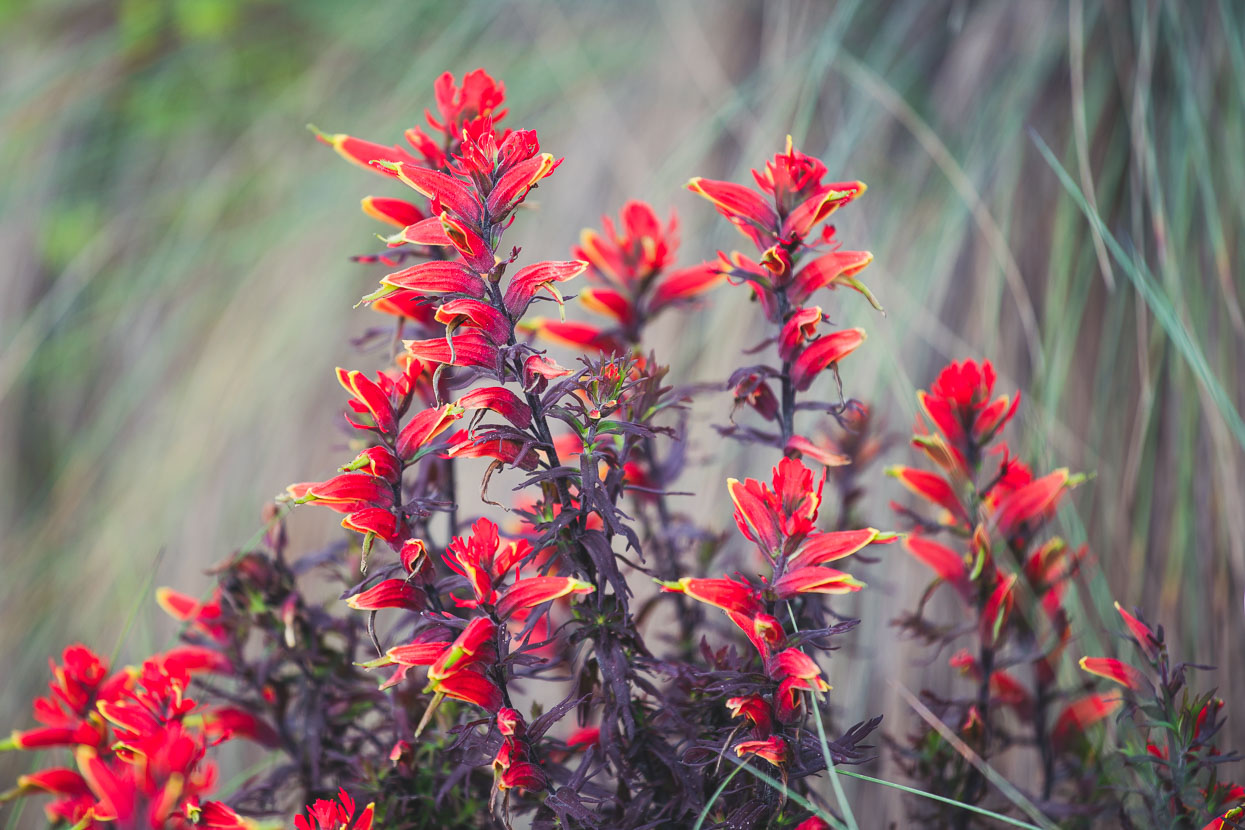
[1078,656,1148,692]
[442,518,593,618]
[502,260,588,318]
[527,201,723,351]
[345,579,426,612]
[456,386,533,429]
[1052,693,1123,750]
[788,326,867,392]
[728,457,824,558]
[688,137,868,283]
[426,69,508,143]
[155,587,229,647]
[726,695,774,738]
[949,651,1031,712]
[734,735,787,767]
[395,402,464,460]
[901,536,972,603]
[294,788,374,830]
[1114,602,1160,660]
[917,359,1019,470]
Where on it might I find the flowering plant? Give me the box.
[4,67,1239,830]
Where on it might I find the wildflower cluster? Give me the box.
[887,359,1105,819]
[4,66,1240,830]
[1079,606,1244,828]
[0,643,267,829]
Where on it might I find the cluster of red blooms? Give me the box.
[1079,607,1244,829]
[0,640,269,829]
[662,456,895,772]
[692,136,879,464]
[293,789,373,830]
[528,201,722,352]
[7,66,1240,830]
[887,359,1106,813]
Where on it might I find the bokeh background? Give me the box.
[3,0,1244,824]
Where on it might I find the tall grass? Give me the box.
[2,0,1243,824]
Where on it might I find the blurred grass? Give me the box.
[2,0,1244,824]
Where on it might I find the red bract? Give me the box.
[441,518,593,619]
[1114,601,1160,660]
[727,456,830,557]
[4,636,261,830]
[688,137,874,310]
[529,201,722,351]
[917,359,1019,473]
[735,736,787,768]
[1051,693,1123,750]
[294,788,374,830]
[1078,656,1148,691]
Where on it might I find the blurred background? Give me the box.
[2,0,1243,824]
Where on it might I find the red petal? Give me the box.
[1052,693,1122,748]
[772,566,864,599]
[579,287,634,325]
[341,507,399,541]
[434,668,502,712]
[381,162,479,224]
[526,318,625,354]
[658,576,763,618]
[494,576,594,620]
[314,130,417,172]
[789,328,866,391]
[15,768,89,797]
[503,260,588,317]
[686,177,779,235]
[903,536,971,601]
[734,736,787,766]
[1079,656,1147,691]
[337,368,397,434]
[781,181,866,239]
[380,260,486,298]
[385,641,452,667]
[361,196,425,228]
[981,572,1017,646]
[404,330,499,370]
[435,298,511,344]
[303,472,394,507]
[648,263,723,312]
[778,306,823,361]
[347,579,426,611]
[445,432,540,470]
[790,249,874,306]
[788,528,884,569]
[487,153,557,220]
[389,216,453,247]
[890,466,970,525]
[395,403,464,460]
[438,212,494,272]
[1114,602,1160,660]
[992,469,1070,536]
[202,706,280,747]
[455,386,532,428]
[727,477,782,555]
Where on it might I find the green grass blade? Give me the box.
[1030,130,1245,451]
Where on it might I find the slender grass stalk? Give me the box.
[834,769,1043,830]
[1030,130,1245,451]
[893,682,1058,830]
[720,754,846,830]
[786,603,859,830]
[692,761,745,830]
